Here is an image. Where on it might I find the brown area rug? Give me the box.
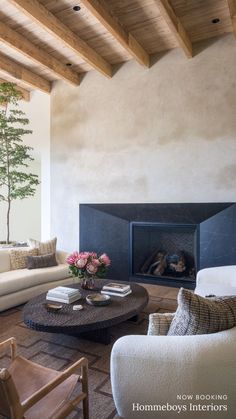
[0,285,177,419]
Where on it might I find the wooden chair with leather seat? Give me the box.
[0,337,89,419]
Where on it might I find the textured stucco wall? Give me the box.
[51,34,236,252]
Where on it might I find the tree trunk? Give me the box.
[6,198,10,244]
[5,99,10,245]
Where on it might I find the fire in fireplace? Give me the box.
[130,223,198,284]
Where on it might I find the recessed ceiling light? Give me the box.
[66,63,72,66]
[212,18,220,24]
[73,5,81,11]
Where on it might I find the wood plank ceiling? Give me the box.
[0,0,234,100]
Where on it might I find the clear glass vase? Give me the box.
[81,275,95,290]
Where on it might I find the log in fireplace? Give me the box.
[80,203,236,289]
[130,222,198,285]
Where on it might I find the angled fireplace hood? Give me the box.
[80,203,236,289]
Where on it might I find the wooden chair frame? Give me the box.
[0,337,89,419]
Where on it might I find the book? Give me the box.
[102,283,130,293]
[47,286,79,296]
[46,294,81,304]
[47,290,81,299]
[47,287,81,303]
[46,294,81,303]
[101,289,132,298]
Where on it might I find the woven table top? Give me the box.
[23,280,149,334]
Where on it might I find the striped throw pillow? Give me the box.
[28,237,57,256]
[168,288,236,336]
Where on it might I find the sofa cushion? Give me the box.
[0,249,11,273]
[27,253,58,269]
[168,288,236,336]
[28,237,57,256]
[0,264,70,297]
[9,248,38,270]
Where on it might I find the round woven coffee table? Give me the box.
[23,280,149,344]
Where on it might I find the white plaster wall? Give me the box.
[51,34,236,252]
[0,90,50,242]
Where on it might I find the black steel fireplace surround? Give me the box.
[80,203,236,289]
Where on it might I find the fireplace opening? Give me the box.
[130,223,199,284]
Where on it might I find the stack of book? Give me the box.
[46,286,81,304]
[101,283,132,297]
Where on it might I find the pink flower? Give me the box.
[76,258,87,268]
[86,263,98,275]
[92,258,101,267]
[67,251,110,272]
[67,251,79,265]
[100,253,111,266]
[90,252,98,258]
[79,253,89,260]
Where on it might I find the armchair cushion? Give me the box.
[148,312,174,335]
[168,288,236,336]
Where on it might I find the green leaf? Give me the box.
[0,82,39,243]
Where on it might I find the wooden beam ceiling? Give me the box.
[80,0,150,68]
[227,0,236,35]
[0,52,51,93]
[0,0,232,94]
[0,22,80,86]
[8,0,113,78]
[0,78,30,102]
[154,0,192,58]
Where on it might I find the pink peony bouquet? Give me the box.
[67,251,111,279]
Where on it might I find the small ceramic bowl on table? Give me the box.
[86,293,111,306]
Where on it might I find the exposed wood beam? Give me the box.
[0,78,30,101]
[227,0,236,35]
[154,0,192,58]
[0,52,51,93]
[80,0,150,68]
[0,21,80,86]
[9,0,113,78]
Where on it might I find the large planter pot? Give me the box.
[0,241,16,248]
[0,241,27,249]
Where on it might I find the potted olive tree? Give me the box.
[0,82,39,245]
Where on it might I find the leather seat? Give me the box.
[0,337,89,419]
[9,356,78,419]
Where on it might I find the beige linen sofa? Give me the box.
[0,249,74,312]
[111,266,236,419]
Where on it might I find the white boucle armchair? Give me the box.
[111,266,236,419]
